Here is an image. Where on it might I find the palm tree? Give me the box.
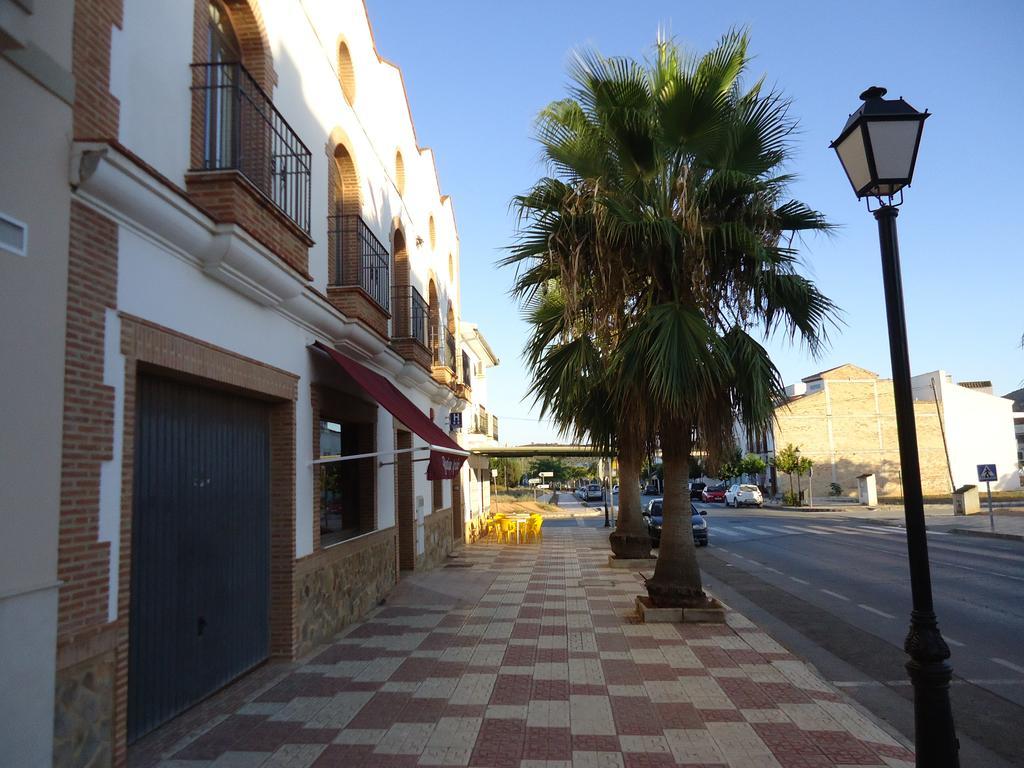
[508,30,838,607]
[513,272,653,559]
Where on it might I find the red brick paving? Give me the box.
[127,529,913,768]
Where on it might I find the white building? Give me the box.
[911,372,1019,491]
[0,2,75,763]
[8,1,494,762]
[455,323,501,536]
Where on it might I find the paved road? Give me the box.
[549,500,1024,764]
[699,508,1024,703]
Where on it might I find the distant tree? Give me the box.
[794,455,814,505]
[528,456,570,482]
[739,454,768,481]
[718,448,744,482]
[772,444,801,500]
[490,457,525,489]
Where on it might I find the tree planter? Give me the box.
[635,594,727,624]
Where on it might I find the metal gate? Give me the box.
[128,376,271,742]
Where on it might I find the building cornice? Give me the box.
[70,141,446,401]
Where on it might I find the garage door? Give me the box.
[128,376,271,742]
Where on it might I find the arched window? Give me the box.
[428,215,436,250]
[202,2,242,169]
[338,41,356,105]
[428,280,441,365]
[395,150,405,196]
[207,1,240,62]
[329,144,359,285]
[446,304,457,373]
[448,253,454,283]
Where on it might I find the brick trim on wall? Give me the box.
[72,0,123,140]
[115,315,298,759]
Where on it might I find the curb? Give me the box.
[948,527,1024,542]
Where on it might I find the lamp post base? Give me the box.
[904,611,959,767]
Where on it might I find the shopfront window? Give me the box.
[319,419,373,546]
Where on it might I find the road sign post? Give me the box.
[977,465,997,532]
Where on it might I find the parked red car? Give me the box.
[701,484,727,503]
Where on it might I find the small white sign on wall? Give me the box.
[0,212,28,257]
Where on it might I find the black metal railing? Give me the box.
[327,214,390,311]
[430,325,456,371]
[446,330,457,371]
[191,61,312,233]
[393,285,428,346]
[472,406,490,435]
[491,415,499,443]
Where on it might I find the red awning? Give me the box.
[312,341,468,480]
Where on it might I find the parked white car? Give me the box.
[725,484,763,508]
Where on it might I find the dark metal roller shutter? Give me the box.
[128,376,271,742]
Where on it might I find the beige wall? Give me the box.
[774,379,951,498]
[0,2,75,762]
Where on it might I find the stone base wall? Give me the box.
[420,507,454,570]
[294,528,397,657]
[54,649,115,768]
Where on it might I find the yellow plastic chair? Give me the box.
[526,515,543,543]
[501,518,519,544]
[486,514,504,542]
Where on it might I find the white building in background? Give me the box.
[1004,387,1024,469]
[911,371,1019,491]
[455,323,501,536]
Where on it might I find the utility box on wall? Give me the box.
[856,473,877,506]
[952,484,979,515]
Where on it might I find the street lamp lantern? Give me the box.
[832,88,957,768]
[830,86,929,200]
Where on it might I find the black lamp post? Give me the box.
[832,87,958,767]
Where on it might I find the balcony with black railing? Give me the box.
[190,61,312,236]
[391,285,431,371]
[328,214,390,311]
[428,325,459,388]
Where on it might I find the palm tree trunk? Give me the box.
[645,422,706,607]
[609,428,651,559]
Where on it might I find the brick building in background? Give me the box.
[738,364,1019,499]
[0,1,503,764]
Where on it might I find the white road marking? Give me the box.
[762,566,784,575]
[712,528,739,538]
[991,658,1024,675]
[820,589,850,602]
[732,525,769,536]
[858,604,896,619]
[944,636,965,648]
[859,525,904,535]
[789,577,810,585]
[782,525,809,534]
[806,525,839,535]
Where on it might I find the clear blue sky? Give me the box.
[366,0,1023,446]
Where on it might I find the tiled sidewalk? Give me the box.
[132,528,914,768]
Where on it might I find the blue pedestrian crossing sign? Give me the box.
[977,464,997,482]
